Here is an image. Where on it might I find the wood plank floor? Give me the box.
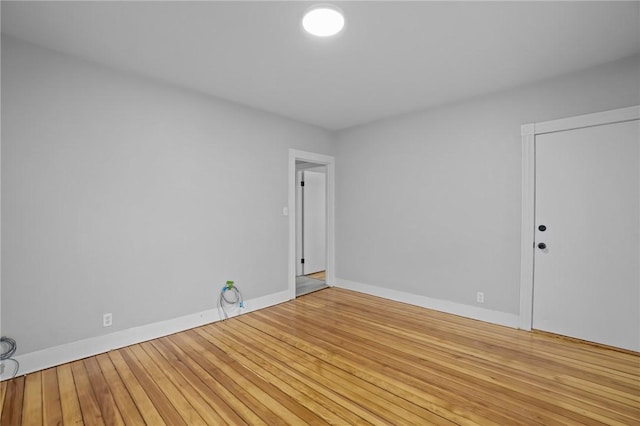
[1,288,639,425]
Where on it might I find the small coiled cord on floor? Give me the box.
[1,336,19,379]
[218,281,244,320]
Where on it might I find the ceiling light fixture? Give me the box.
[302,5,345,37]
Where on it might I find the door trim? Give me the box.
[519,105,640,330]
[288,149,335,300]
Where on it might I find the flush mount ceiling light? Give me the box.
[302,5,345,37]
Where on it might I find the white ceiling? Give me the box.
[2,1,639,130]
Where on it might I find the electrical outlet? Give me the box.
[103,313,113,327]
[476,292,484,304]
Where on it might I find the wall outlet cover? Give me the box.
[103,313,113,327]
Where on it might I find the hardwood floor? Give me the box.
[1,288,638,425]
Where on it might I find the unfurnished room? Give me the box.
[1,1,639,424]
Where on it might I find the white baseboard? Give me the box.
[4,283,520,380]
[335,279,520,329]
[2,290,289,380]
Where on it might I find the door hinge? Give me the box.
[300,181,305,186]
[301,258,305,264]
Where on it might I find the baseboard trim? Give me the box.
[335,279,520,329]
[3,290,289,379]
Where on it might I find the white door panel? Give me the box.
[533,120,639,351]
[295,170,304,276]
[302,170,326,274]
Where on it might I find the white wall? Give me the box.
[335,54,640,316]
[1,36,335,355]
[2,32,639,362]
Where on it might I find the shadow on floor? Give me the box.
[296,275,328,297]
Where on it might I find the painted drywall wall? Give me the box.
[335,54,640,315]
[1,36,335,355]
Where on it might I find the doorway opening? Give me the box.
[288,150,335,300]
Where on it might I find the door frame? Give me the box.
[519,105,640,330]
[288,149,335,300]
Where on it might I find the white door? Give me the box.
[302,170,326,274]
[533,119,640,351]
[295,170,304,276]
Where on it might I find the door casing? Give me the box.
[288,149,335,300]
